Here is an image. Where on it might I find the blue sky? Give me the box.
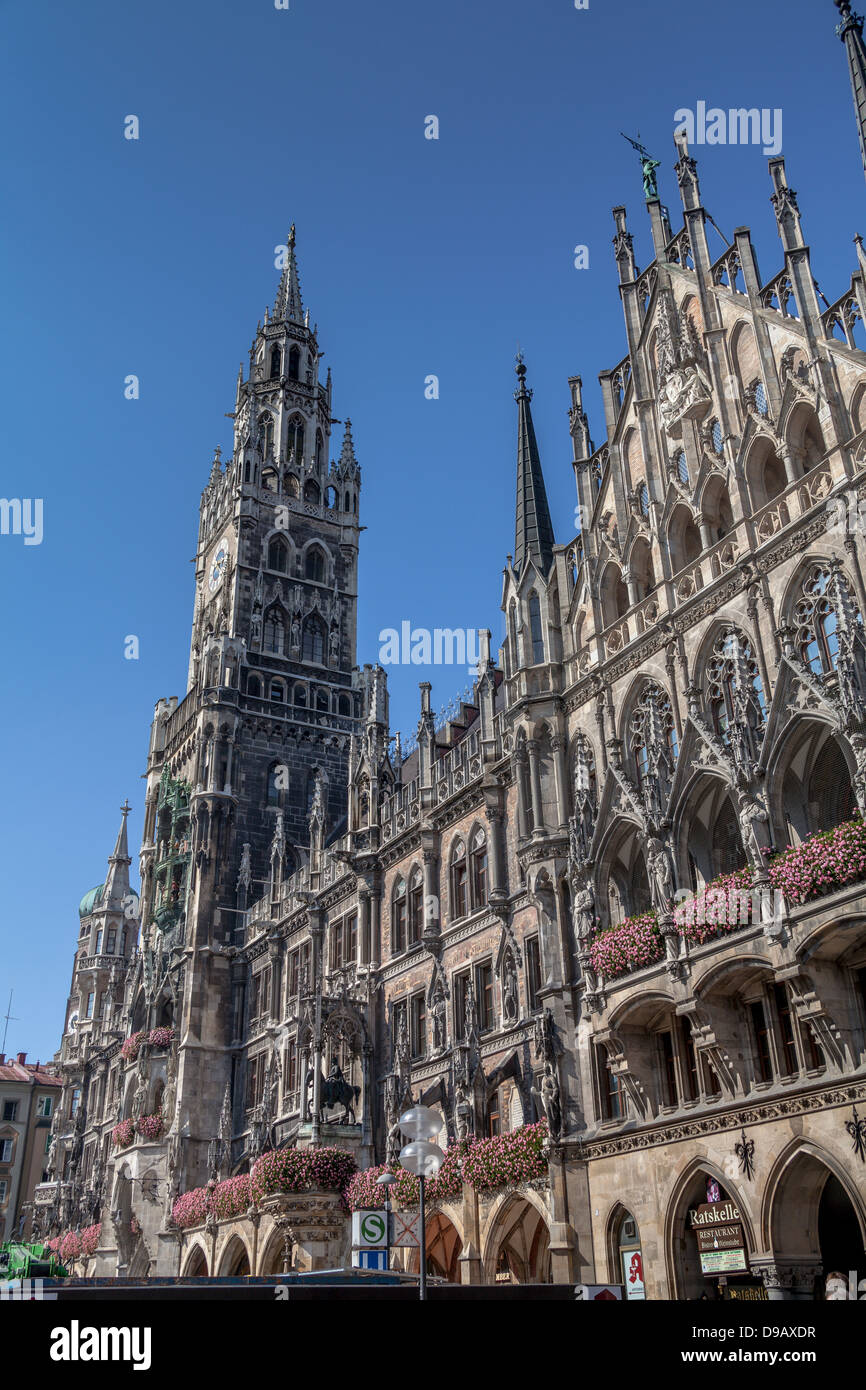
[0,0,861,1059]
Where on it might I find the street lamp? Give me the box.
[376,1170,397,1271]
[398,1105,444,1301]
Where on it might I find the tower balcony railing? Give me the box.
[76,953,128,973]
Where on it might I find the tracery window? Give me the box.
[263,607,286,655]
[705,629,766,743]
[260,414,275,459]
[629,682,678,787]
[528,593,544,664]
[287,416,305,465]
[794,564,846,675]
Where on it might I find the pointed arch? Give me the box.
[667,502,702,574]
[745,434,786,509]
[663,1157,756,1301]
[599,561,628,627]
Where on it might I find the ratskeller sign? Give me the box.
[689,1202,749,1276]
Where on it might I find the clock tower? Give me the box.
[135,228,364,1186]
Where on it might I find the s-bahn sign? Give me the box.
[352,1211,388,1249]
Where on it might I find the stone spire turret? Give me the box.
[513,354,555,578]
[836,1,866,181]
[102,801,132,909]
[273,223,304,323]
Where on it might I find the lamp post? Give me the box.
[376,1170,397,1271]
[398,1105,444,1302]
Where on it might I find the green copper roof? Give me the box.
[78,884,104,918]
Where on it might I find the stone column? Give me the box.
[527,739,545,834]
[422,838,440,939]
[484,797,507,901]
[515,750,529,839]
[359,891,371,964]
[458,1180,484,1285]
[552,735,570,830]
[546,1144,577,1283]
[369,891,381,969]
[697,514,714,550]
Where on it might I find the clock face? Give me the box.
[208,539,229,592]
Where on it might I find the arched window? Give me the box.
[705,628,766,743]
[753,380,768,416]
[794,565,846,675]
[326,486,338,509]
[303,616,326,664]
[408,868,424,944]
[675,450,689,487]
[284,474,299,499]
[712,796,747,876]
[667,504,702,572]
[528,593,544,664]
[450,841,468,919]
[629,683,678,788]
[270,680,286,703]
[247,674,262,698]
[338,693,351,716]
[470,829,488,907]
[263,607,286,655]
[304,479,320,504]
[305,546,326,583]
[288,345,301,381]
[344,491,352,512]
[259,414,275,460]
[508,601,519,670]
[392,878,407,954]
[600,563,629,626]
[315,687,329,712]
[710,419,724,455]
[637,481,650,516]
[268,535,289,572]
[269,347,282,380]
[287,416,305,464]
[293,683,307,706]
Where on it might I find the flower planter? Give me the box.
[112,1119,135,1149]
[345,1122,549,1211]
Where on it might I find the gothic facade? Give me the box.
[36,3,866,1295]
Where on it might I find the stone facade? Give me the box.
[37,8,866,1293]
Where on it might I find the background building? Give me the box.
[0,1054,61,1241]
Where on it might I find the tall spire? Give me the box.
[836,1,866,181]
[273,223,304,323]
[103,800,132,908]
[513,354,555,577]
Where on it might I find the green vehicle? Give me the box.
[0,1241,68,1280]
